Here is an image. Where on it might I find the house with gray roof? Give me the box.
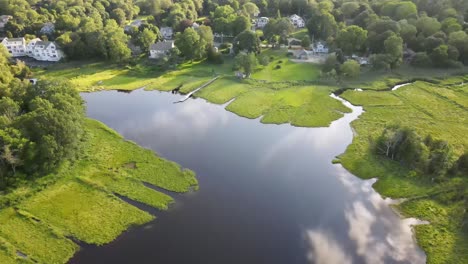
[149,40,174,59]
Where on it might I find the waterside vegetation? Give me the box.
[0,119,197,263]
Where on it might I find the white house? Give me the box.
[313,42,329,54]
[289,14,305,28]
[0,15,12,30]
[192,22,200,29]
[255,17,269,28]
[31,41,64,61]
[149,40,174,59]
[1,37,26,57]
[26,38,41,55]
[1,37,64,61]
[160,27,174,40]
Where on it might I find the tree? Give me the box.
[430,45,449,67]
[139,28,157,52]
[384,34,403,69]
[341,2,359,19]
[233,30,261,54]
[416,15,442,37]
[212,5,236,34]
[235,52,257,77]
[232,15,251,36]
[242,2,259,18]
[111,8,127,26]
[441,18,462,34]
[448,31,468,64]
[340,60,360,78]
[301,35,311,48]
[336,25,368,55]
[175,27,207,61]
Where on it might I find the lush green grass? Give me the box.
[224,84,351,126]
[0,119,198,263]
[252,49,321,82]
[0,208,77,263]
[339,80,468,263]
[340,66,468,91]
[21,181,153,245]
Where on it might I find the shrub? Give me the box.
[275,65,281,69]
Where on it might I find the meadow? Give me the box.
[0,119,198,263]
[339,80,468,264]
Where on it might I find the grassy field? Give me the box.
[0,119,198,263]
[339,80,468,263]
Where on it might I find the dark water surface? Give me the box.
[71,89,426,264]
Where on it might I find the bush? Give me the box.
[258,55,270,66]
[275,65,281,69]
[286,52,293,57]
[277,60,283,63]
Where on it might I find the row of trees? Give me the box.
[375,125,467,178]
[0,47,85,189]
[305,0,468,69]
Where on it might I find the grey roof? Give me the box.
[4,37,25,42]
[35,41,53,49]
[150,41,174,51]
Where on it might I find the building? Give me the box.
[255,17,269,28]
[313,42,329,54]
[124,19,144,32]
[160,27,174,40]
[192,22,200,29]
[30,41,64,61]
[26,38,41,55]
[295,49,313,60]
[149,40,174,59]
[1,37,64,61]
[0,15,12,30]
[1,37,26,57]
[289,14,305,28]
[40,22,55,35]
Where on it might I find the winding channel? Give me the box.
[70,89,426,264]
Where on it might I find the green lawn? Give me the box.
[252,49,321,82]
[0,119,198,263]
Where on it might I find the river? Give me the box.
[70,89,426,264]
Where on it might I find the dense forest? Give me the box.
[0,0,467,69]
[0,47,85,189]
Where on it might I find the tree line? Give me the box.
[0,47,85,190]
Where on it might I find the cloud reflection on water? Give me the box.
[123,100,231,144]
[306,166,426,264]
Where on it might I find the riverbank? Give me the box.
[338,80,468,263]
[0,119,198,263]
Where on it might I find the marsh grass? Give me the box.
[0,119,198,263]
[339,80,468,263]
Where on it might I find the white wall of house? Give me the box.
[256,17,269,28]
[32,42,64,61]
[1,38,26,57]
[149,50,166,59]
[289,14,305,28]
[161,27,173,40]
[1,38,64,61]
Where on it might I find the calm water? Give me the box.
[71,89,426,264]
